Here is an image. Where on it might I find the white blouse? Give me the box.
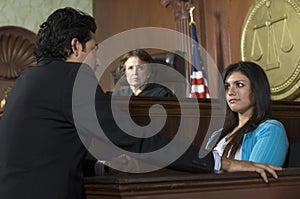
[213,136,242,160]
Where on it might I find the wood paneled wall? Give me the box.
[93,0,176,43]
[193,0,253,71]
[93,0,253,67]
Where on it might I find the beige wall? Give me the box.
[0,0,92,33]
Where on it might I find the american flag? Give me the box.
[189,22,210,98]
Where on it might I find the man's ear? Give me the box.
[70,38,80,57]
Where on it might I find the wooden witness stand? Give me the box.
[84,168,300,199]
[82,97,300,199]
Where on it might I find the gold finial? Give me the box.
[187,3,195,25]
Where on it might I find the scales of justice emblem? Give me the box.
[241,0,300,100]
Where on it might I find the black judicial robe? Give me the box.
[0,59,213,199]
[113,83,175,97]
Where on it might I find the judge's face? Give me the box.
[225,71,254,116]
[124,56,149,89]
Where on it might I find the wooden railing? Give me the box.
[84,168,300,199]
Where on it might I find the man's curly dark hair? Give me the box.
[34,7,97,61]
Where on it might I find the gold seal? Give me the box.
[241,0,300,100]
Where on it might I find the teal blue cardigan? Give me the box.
[206,119,289,166]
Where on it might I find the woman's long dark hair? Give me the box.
[220,61,272,158]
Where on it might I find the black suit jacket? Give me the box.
[0,59,214,199]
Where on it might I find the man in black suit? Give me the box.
[0,7,280,199]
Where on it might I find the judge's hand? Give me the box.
[221,158,282,183]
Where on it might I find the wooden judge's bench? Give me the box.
[83,97,300,199]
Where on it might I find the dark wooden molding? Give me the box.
[84,168,300,199]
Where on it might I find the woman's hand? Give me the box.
[221,158,282,183]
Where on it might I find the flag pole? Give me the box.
[188,4,210,98]
[187,3,195,97]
